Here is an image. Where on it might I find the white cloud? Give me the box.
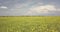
[25,5,57,15]
[37,2,44,5]
[57,9,60,11]
[10,3,29,11]
[0,6,8,9]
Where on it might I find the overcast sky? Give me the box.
[0,0,60,16]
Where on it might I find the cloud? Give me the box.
[57,9,60,11]
[0,6,8,9]
[0,3,1,5]
[0,0,60,16]
[25,5,57,15]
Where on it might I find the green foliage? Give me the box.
[0,16,60,32]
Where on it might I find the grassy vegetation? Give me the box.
[0,16,60,32]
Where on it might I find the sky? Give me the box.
[0,0,60,16]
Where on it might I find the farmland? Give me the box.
[0,16,60,32]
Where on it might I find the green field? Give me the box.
[0,16,60,32]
